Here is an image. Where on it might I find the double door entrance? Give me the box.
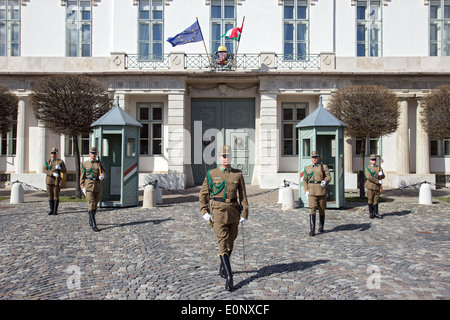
[191,99,255,184]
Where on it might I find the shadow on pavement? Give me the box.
[233,259,329,290]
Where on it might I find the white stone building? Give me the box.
[0,0,449,190]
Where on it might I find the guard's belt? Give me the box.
[213,197,238,203]
[85,177,98,181]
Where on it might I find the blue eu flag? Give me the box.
[167,20,204,47]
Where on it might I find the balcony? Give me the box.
[124,52,322,71]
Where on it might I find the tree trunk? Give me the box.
[73,135,82,199]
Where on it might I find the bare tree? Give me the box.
[328,85,399,197]
[0,84,19,135]
[420,85,450,140]
[30,74,111,198]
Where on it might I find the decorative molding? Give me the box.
[61,0,98,6]
[424,0,429,5]
[187,83,258,98]
[134,0,172,5]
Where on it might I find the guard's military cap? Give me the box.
[219,145,232,156]
[370,154,377,160]
[311,150,319,157]
[89,147,98,153]
[51,148,58,153]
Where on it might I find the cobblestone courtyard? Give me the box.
[0,186,448,300]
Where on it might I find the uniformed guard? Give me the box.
[199,145,249,292]
[80,147,106,232]
[43,147,67,215]
[302,150,331,236]
[364,154,385,219]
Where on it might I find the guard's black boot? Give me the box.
[309,214,316,236]
[89,210,99,232]
[88,210,93,227]
[318,215,325,233]
[220,254,233,292]
[53,199,59,215]
[369,204,374,219]
[219,250,232,278]
[374,204,383,219]
[219,260,225,278]
[48,200,54,215]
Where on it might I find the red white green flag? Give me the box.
[219,17,245,41]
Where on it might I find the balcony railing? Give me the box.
[125,53,322,71]
[126,54,170,69]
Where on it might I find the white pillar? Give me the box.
[15,99,26,174]
[396,99,410,174]
[167,93,185,175]
[36,121,46,174]
[344,136,353,174]
[259,93,278,174]
[416,100,430,174]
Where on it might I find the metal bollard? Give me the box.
[281,186,295,210]
[143,184,156,208]
[10,182,24,204]
[418,182,432,205]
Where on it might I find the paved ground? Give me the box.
[0,185,449,301]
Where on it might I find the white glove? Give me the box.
[320,180,327,187]
[82,188,86,196]
[55,164,61,170]
[203,213,212,222]
[52,172,59,177]
[378,171,383,176]
[379,180,383,184]
[305,191,310,199]
[99,173,105,180]
[240,217,247,224]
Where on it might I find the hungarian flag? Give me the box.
[219,17,244,41]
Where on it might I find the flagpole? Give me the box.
[233,16,245,71]
[197,17,213,70]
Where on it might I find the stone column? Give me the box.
[167,93,185,187]
[36,121,46,174]
[396,99,410,174]
[259,93,278,175]
[15,99,26,173]
[344,136,353,174]
[416,99,430,174]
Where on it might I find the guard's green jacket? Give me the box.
[199,167,249,224]
[364,165,385,191]
[302,164,331,196]
[80,160,106,193]
[43,158,67,185]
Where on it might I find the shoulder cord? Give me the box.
[206,169,226,200]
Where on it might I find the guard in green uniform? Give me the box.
[43,148,67,215]
[199,145,249,292]
[364,154,385,219]
[80,147,106,232]
[302,150,331,236]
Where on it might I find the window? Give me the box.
[65,134,91,156]
[0,123,16,156]
[283,0,309,60]
[356,0,382,57]
[355,138,380,156]
[138,103,163,155]
[282,103,307,155]
[138,0,164,60]
[430,0,450,56]
[66,0,92,57]
[210,0,236,54]
[430,139,450,156]
[0,0,20,56]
